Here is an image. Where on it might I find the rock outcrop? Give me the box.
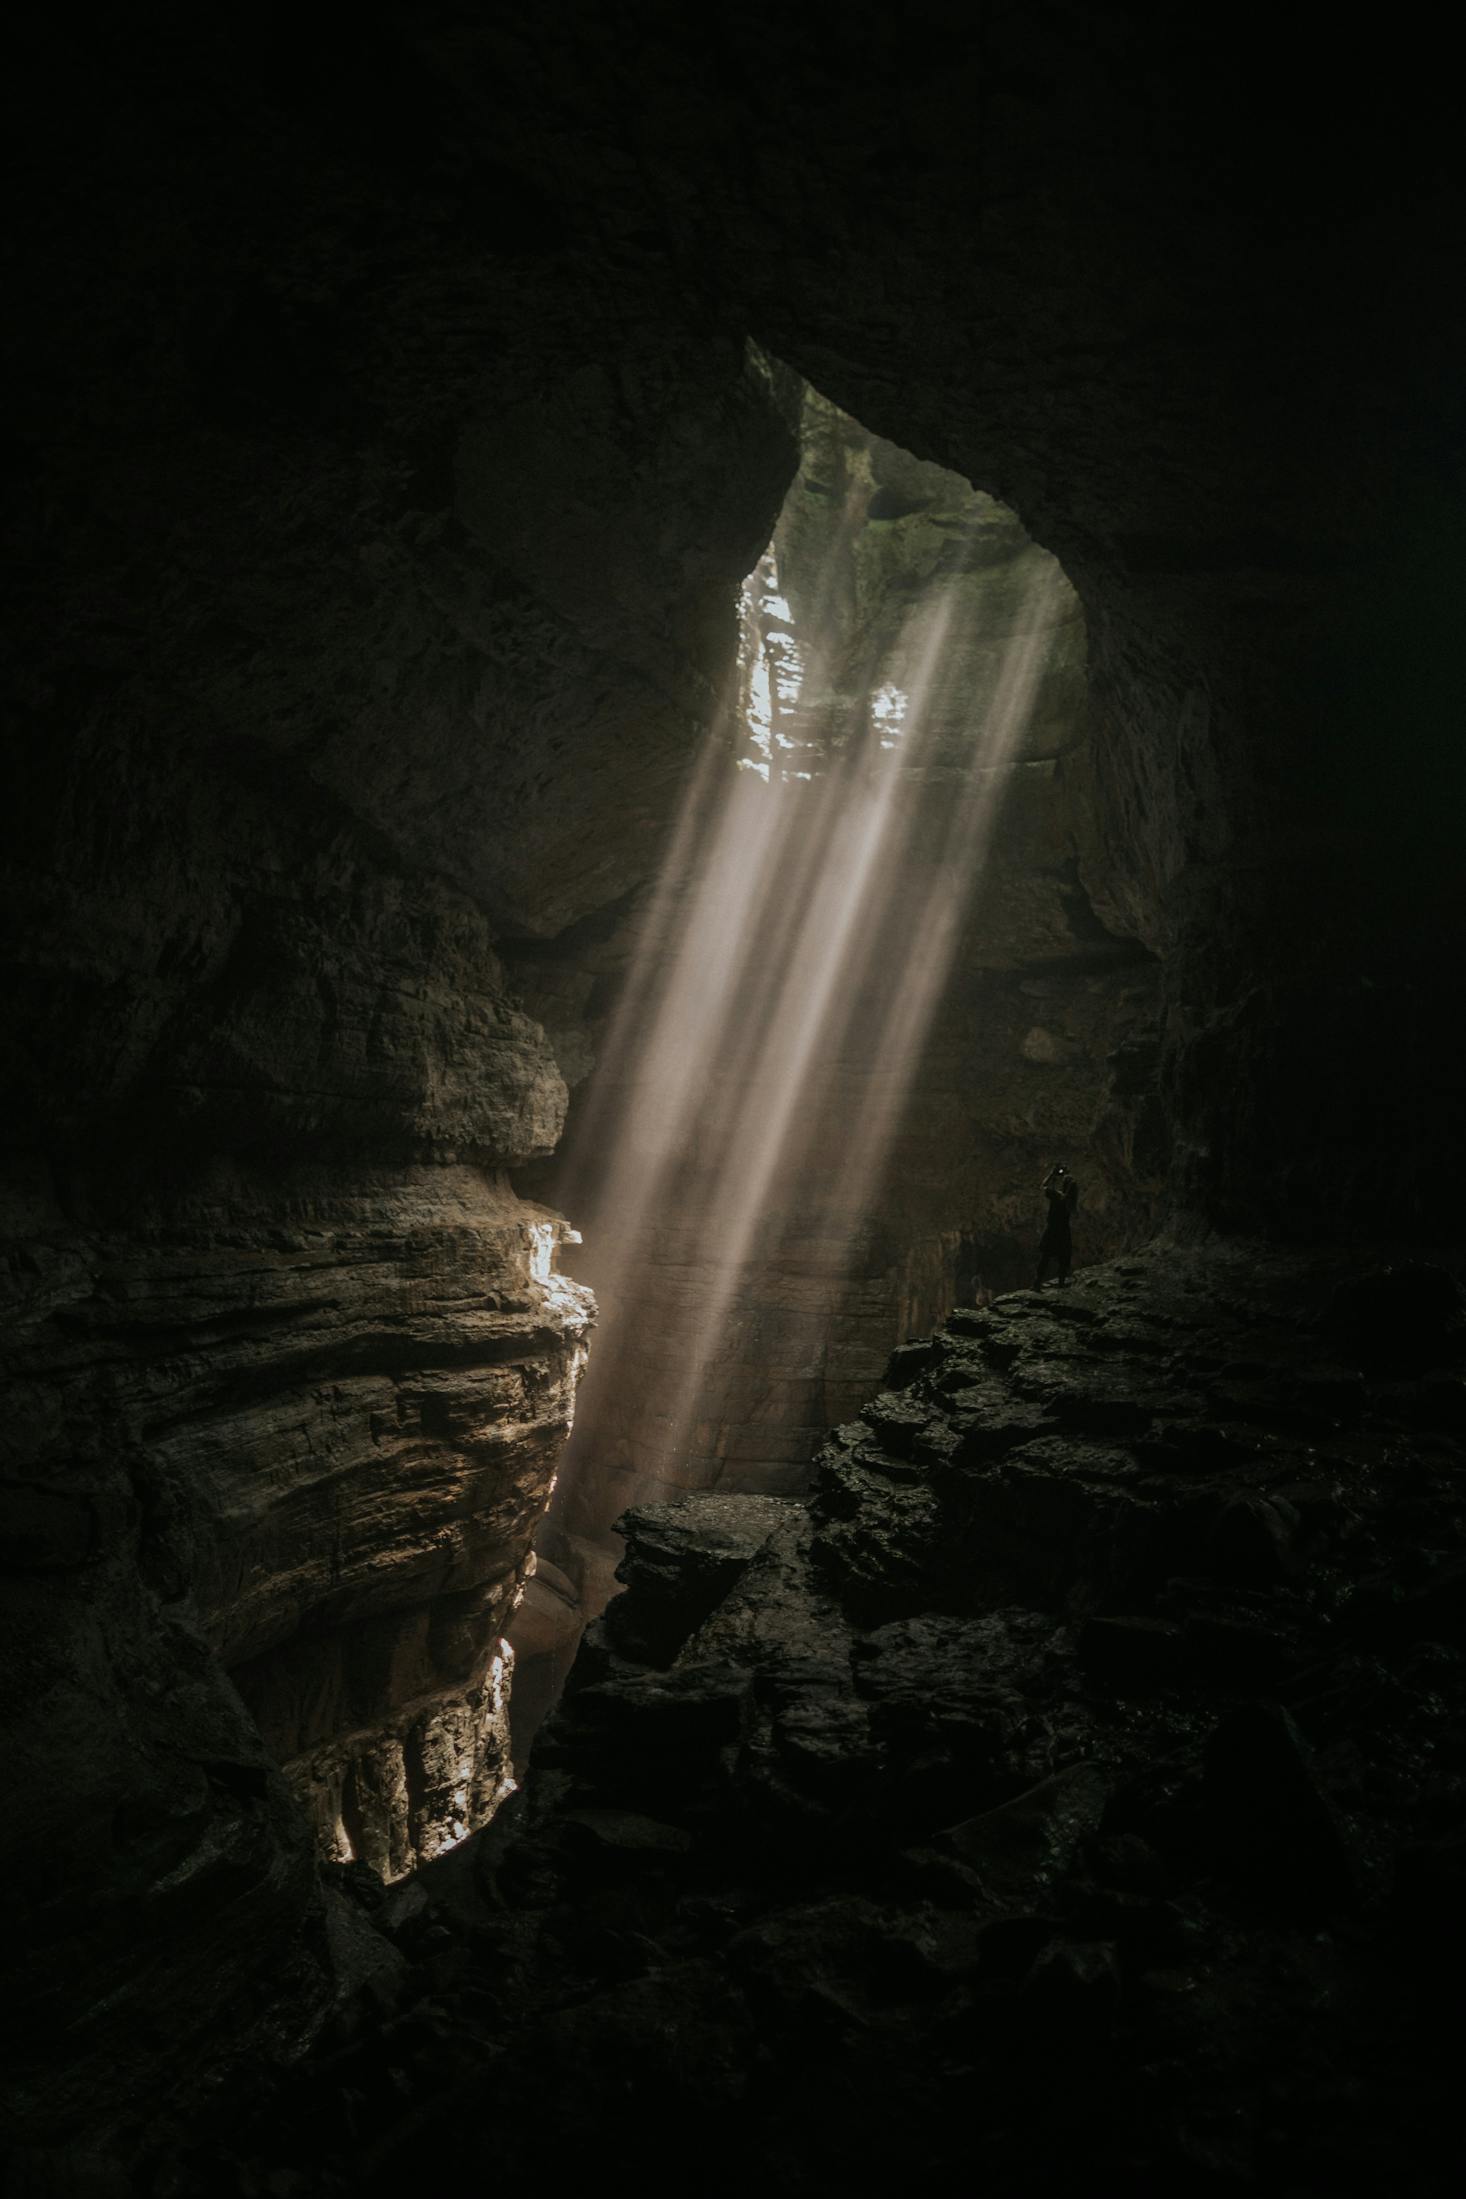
[2,1162,591,2142]
[181,1246,1466,2194]
[205,1175,593,1879]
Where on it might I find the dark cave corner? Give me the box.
[4,9,1465,2195]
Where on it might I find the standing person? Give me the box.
[1034,1163,1078,1288]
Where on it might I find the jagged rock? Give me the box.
[529,1958,756,2114]
[321,1885,408,2027]
[726,1898,934,2024]
[605,1493,799,1667]
[680,1512,852,1672]
[948,1392,1059,1457]
[859,1392,963,1465]
[1,1180,593,2147]
[118,1245,1466,2194]
[559,1806,693,1857]
[885,1339,940,1389]
[534,1662,751,1826]
[748,1681,874,1812]
[1079,1615,1187,1692]
[809,1444,945,1621]
[942,1763,1112,1895]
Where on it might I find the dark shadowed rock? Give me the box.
[943,1763,1112,1895]
[1079,1614,1187,1692]
[885,1339,940,1389]
[605,1493,799,1667]
[1207,1492,1298,1584]
[1324,1265,1466,1376]
[125,1246,1466,2194]
[1202,1702,1362,1913]
[1020,1936,1122,2045]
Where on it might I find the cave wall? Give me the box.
[2,23,798,2144]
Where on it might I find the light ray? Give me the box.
[820,571,1065,1240]
[648,577,1045,1477]
[549,397,1070,1535]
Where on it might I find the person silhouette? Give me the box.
[1034,1163,1077,1288]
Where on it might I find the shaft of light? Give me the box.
[822,573,1064,1237]
[556,499,1061,1511]
[650,578,1053,1474]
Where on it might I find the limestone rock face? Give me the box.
[176,1172,593,1880]
[2,1162,591,2136]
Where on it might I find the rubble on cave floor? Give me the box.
[161,1243,1466,2197]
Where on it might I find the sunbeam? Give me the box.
[549,386,1076,1549]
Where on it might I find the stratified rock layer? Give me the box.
[189,1245,1466,2195]
[1,1164,591,2145]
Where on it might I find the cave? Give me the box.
[4,10,1464,2194]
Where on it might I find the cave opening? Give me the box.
[507,372,1158,1751]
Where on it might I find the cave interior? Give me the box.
[4,8,1466,2193]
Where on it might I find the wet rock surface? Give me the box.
[160,1245,1466,2195]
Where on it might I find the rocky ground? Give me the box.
[137,1242,1466,2198]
